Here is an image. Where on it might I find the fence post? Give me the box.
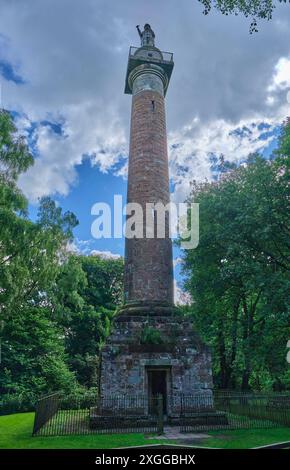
[32,400,40,436]
[157,394,164,435]
[180,394,184,432]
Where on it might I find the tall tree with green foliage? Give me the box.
[52,254,124,387]
[180,123,290,390]
[0,110,79,407]
[0,110,124,406]
[0,110,78,321]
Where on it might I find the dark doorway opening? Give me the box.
[147,368,168,415]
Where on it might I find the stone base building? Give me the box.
[100,302,213,417]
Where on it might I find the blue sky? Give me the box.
[55,160,127,257]
[24,117,281,290]
[1,0,290,299]
[0,59,24,84]
[27,158,185,284]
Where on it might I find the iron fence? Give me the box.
[32,391,290,437]
[33,393,163,436]
[180,391,290,432]
[32,392,60,435]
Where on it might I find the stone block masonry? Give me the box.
[100,312,213,417]
[124,89,173,304]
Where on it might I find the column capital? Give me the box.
[128,63,168,97]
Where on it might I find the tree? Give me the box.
[52,254,124,387]
[0,109,33,179]
[0,110,125,405]
[0,110,79,407]
[80,254,124,309]
[0,111,78,321]
[180,124,290,390]
[0,307,78,409]
[198,0,290,33]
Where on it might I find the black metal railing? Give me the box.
[32,392,60,435]
[33,393,164,436]
[32,391,290,437]
[129,46,173,63]
[180,391,290,432]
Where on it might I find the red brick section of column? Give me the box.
[124,89,174,304]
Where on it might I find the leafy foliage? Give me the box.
[198,0,290,33]
[1,307,78,409]
[0,110,33,180]
[180,123,290,390]
[0,111,124,407]
[52,254,124,386]
[0,111,80,406]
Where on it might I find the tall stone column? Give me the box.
[122,25,174,313]
[99,25,213,406]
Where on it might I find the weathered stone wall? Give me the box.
[124,88,173,303]
[100,314,213,415]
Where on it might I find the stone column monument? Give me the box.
[99,25,213,418]
[123,23,174,309]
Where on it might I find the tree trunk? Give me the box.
[228,298,240,389]
[241,291,261,390]
[241,295,251,390]
[217,318,230,389]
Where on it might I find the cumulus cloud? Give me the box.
[18,103,126,201]
[268,57,290,92]
[0,0,290,202]
[66,238,122,259]
[169,115,282,203]
[90,249,121,260]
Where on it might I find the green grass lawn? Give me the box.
[199,428,290,449]
[0,413,170,449]
[0,413,289,449]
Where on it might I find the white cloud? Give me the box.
[0,0,290,203]
[17,103,126,202]
[169,115,284,203]
[268,57,290,92]
[66,239,122,260]
[90,249,121,260]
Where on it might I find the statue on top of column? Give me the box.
[136,23,155,47]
